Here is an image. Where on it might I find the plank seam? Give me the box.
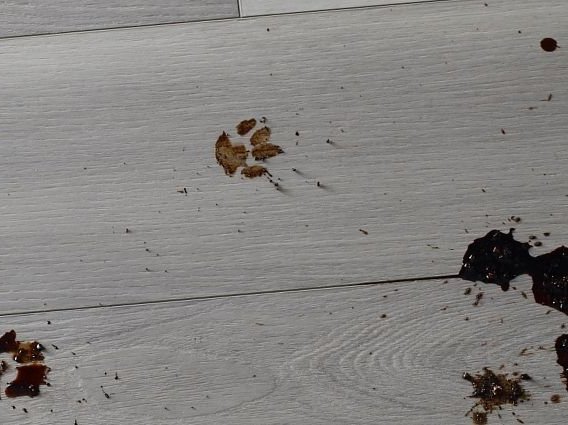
[0,0,474,42]
[0,274,459,318]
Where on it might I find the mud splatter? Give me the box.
[236,118,257,136]
[464,369,528,422]
[556,334,568,391]
[215,132,248,176]
[532,247,568,315]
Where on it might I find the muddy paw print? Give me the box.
[215,118,284,180]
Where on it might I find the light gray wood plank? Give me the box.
[240,0,466,16]
[0,0,238,38]
[0,0,567,313]
[0,279,566,424]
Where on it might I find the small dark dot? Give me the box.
[543,232,550,236]
[47,321,51,325]
[540,37,558,52]
[266,28,270,32]
[501,128,506,134]
[381,314,387,318]
[295,131,299,136]
[534,241,542,247]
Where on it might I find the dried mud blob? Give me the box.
[236,118,257,136]
[5,364,50,398]
[541,37,558,52]
[215,132,248,176]
[472,411,488,425]
[0,330,45,363]
[252,143,284,161]
[556,334,568,391]
[250,127,272,146]
[463,368,528,420]
[241,165,268,178]
[459,229,533,290]
[530,246,568,315]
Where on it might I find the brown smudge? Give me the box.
[0,330,44,363]
[551,394,561,403]
[472,411,488,425]
[541,38,558,52]
[241,165,268,178]
[215,132,248,176]
[252,143,284,161]
[236,118,257,136]
[5,364,50,398]
[250,127,272,146]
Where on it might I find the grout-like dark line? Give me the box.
[0,0,473,42]
[0,274,460,318]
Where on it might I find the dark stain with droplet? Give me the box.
[5,364,50,398]
[540,38,558,52]
[531,247,568,314]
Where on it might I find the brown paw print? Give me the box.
[215,118,284,181]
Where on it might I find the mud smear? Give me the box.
[215,132,248,176]
[5,364,50,398]
[250,127,272,146]
[464,369,528,422]
[532,247,568,315]
[236,118,257,136]
[252,143,284,161]
[241,165,268,178]
[556,334,568,391]
[0,330,44,364]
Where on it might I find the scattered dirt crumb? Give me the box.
[464,288,472,295]
[215,132,248,176]
[472,411,487,425]
[359,229,369,235]
[236,118,257,136]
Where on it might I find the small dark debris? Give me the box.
[521,291,528,299]
[473,292,484,306]
[544,232,551,237]
[465,288,472,295]
[550,394,561,403]
[501,129,506,135]
[534,241,543,247]
[359,229,369,235]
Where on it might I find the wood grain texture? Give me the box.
[0,279,566,424]
[0,0,567,313]
[240,0,468,16]
[0,0,238,38]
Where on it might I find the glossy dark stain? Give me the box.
[556,334,568,391]
[531,247,568,314]
[459,229,532,290]
[5,364,50,398]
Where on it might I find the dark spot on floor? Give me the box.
[540,38,558,52]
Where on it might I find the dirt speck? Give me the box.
[550,394,561,403]
[359,229,369,235]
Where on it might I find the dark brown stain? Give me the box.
[540,38,558,52]
[252,143,284,161]
[215,132,248,176]
[531,247,568,314]
[556,334,568,391]
[464,368,528,420]
[5,364,50,398]
[550,394,561,403]
[0,330,44,363]
[236,118,257,136]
